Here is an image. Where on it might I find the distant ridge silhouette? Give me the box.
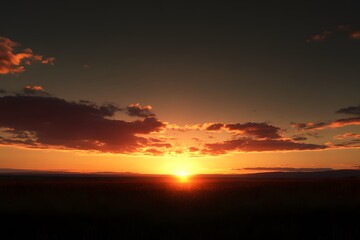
[234,169,360,179]
[0,168,360,178]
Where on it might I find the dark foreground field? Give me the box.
[1,174,360,239]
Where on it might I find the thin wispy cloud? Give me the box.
[293,105,360,130]
[237,167,333,172]
[307,25,360,42]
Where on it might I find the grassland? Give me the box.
[0,174,360,239]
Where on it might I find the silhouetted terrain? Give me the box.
[1,171,360,239]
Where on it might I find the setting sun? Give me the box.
[176,170,189,177]
[175,170,190,182]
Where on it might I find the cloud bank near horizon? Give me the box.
[0,87,358,156]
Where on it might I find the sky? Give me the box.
[0,1,359,174]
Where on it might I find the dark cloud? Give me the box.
[291,122,327,131]
[225,122,282,139]
[0,36,54,75]
[333,139,360,148]
[292,136,307,141]
[202,138,326,155]
[336,105,360,116]
[0,95,165,153]
[124,103,155,118]
[206,123,224,131]
[238,167,333,172]
[291,132,321,141]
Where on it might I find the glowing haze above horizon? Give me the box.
[0,1,359,175]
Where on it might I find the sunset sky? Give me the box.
[0,1,359,174]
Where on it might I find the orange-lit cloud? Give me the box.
[307,30,332,42]
[331,132,360,149]
[334,133,360,140]
[293,105,360,130]
[145,148,164,156]
[350,31,360,40]
[23,86,49,96]
[307,25,360,42]
[0,36,55,75]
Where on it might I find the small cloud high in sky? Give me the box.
[0,36,54,75]
[0,1,359,174]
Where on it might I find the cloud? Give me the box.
[293,104,360,131]
[292,135,307,141]
[307,26,360,42]
[350,31,360,40]
[0,36,55,75]
[22,86,50,96]
[333,139,360,148]
[202,138,326,155]
[145,148,163,156]
[293,118,360,131]
[206,123,224,131]
[307,30,332,42]
[238,167,333,172]
[334,133,360,140]
[225,122,282,139]
[336,105,360,116]
[149,143,172,148]
[329,117,360,128]
[2,90,357,156]
[189,147,199,152]
[124,103,155,118]
[291,132,321,141]
[0,94,165,153]
[291,122,327,130]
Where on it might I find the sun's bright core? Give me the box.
[175,170,190,182]
[176,170,188,177]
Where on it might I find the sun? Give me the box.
[176,170,189,177]
[175,170,190,182]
